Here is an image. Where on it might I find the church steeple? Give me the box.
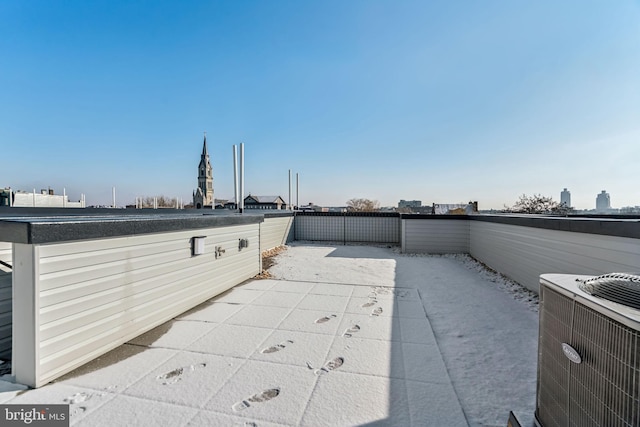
[202,132,208,156]
[193,132,214,209]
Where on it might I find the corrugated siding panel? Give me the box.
[295,216,344,241]
[0,242,12,359]
[36,224,260,384]
[345,217,399,243]
[403,219,470,253]
[260,216,294,251]
[469,221,640,294]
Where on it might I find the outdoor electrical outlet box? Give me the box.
[239,238,249,249]
[192,236,206,256]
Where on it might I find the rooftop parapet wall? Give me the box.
[401,218,470,253]
[469,220,640,293]
[1,212,265,388]
[260,215,294,251]
[470,214,640,240]
[0,212,263,244]
[294,213,400,243]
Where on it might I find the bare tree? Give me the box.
[346,198,380,212]
[503,194,572,215]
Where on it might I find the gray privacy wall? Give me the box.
[294,213,400,243]
[401,218,469,253]
[469,220,640,293]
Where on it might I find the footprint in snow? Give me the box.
[373,286,392,295]
[156,363,206,385]
[232,388,281,412]
[397,290,410,298]
[64,392,90,404]
[64,392,106,417]
[315,314,337,324]
[315,357,344,375]
[361,300,377,308]
[261,340,294,354]
[371,307,383,316]
[343,324,360,338]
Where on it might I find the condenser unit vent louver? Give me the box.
[577,273,640,310]
[536,274,640,427]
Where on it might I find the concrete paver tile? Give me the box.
[327,336,405,379]
[176,302,243,323]
[204,361,316,425]
[250,329,334,369]
[250,291,306,309]
[337,314,400,342]
[55,345,177,392]
[124,352,242,408]
[211,289,264,305]
[187,324,272,358]
[225,305,292,329]
[278,309,343,336]
[74,394,198,427]
[296,294,350,312]
[128,320,218,350]
[308,283,354,297]
[300,371,410,427]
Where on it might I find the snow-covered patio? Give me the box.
[0,242,539,426]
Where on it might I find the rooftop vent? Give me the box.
[577,273,640,310]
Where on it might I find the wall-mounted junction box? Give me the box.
[192,236,206,256]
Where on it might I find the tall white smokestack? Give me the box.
[112,187,116,208]
[296,173,299,209]
[239,143,245,213]
[288,170,292,210]
[233,145,239,212]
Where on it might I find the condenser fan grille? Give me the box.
[577,273,640,310]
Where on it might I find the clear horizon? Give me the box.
[1,1,638,210]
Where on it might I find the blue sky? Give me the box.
[1,1,638,209]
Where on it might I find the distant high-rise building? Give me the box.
[596,190,610,211]
[398,200,422,208]
[193,133,214,209]
[560,188,571,207]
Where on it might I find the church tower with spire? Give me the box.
[193,133,213,209]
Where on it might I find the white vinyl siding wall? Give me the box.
[260,216,294,251]
[469,221,640,293]
[402,219,470,253]
[17,223,260,387]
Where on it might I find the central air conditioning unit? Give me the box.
[536,273,640,427]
